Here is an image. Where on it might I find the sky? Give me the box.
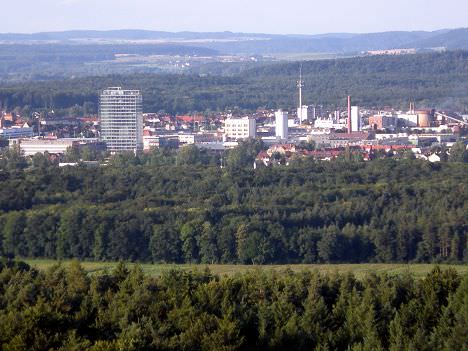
[1,0,467,34]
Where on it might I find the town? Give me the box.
[1,80,467,165]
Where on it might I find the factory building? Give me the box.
[369,114,397,130]
[397,104,433,127]
[275,110,289,140]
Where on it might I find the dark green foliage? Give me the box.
[448,141,468,163]
[0,263,465,350]
[0,147,467,264]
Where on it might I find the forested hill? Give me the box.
[0,147,467,264]
[1,51,468,115]
[2,27,468,53]
[240,50,468,109]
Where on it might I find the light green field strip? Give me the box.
[23,259,468,279]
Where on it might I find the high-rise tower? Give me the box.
[297,64,304,109]
[100,87,143,153]
[297,64,309,124]
[275,110,288,140]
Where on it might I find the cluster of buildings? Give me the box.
[0,81,467,164]
[0,112,34,139]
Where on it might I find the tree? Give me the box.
[150,225,181,263]
[2,211,27,256]
[176,144,202,166]
[449,141,468,163]
[317,226,344,263]
[199,222,219,264]
[180,220,202,263]
[226,139,264,169]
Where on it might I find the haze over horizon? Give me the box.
[1,0,467,35]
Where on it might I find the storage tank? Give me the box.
[416,110,431,127]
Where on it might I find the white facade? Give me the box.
[100,87,143,152]
[297,105,309,124]
[9,138,100,156]
[224,117,256,140]
[0,126,34,139]
[275,110,289,140]
[351,106,361,132]
[314,118,347,130]
[398,113,419,127]
[178,133,218,145]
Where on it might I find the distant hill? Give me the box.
[1,51,468,114]
[408,28,468,50]
[1,28,467,54]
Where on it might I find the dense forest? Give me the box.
[1,51,468,115]
[0,260,466,350]
[0,143,467,264]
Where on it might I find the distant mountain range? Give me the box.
[1,28,468,54]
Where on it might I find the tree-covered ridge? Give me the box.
[1,51,468,115]
[0,261,466,350]
[0,147,467,264]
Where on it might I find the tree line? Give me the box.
[0,143,467,264]
[0,260,466,350]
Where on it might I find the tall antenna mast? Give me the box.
[297,63,304,109]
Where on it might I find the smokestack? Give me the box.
[347,96,352,133]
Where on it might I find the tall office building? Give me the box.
[275,110,288,140]
[100,87,143,153]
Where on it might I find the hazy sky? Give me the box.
[2,0,467,34]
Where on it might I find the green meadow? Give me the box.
[24,259,468,279]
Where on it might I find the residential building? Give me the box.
[224,117,256,140]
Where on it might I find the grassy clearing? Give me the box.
[23,259,468,279]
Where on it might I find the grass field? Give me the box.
[23,259,468,279]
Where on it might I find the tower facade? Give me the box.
[275,110,288,140]
[297,105,309,124]
[100,87,143,153]
[297,64,310,124]
[351,106,361,132]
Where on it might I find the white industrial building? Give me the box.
[351,106,361,132]
[398,113,419,127]
[0,125,34,139]
[275,110,289,140]
[297,105,309,124]
[100,87,143,153]
[224,117,256,140]
[9,138,102,157]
